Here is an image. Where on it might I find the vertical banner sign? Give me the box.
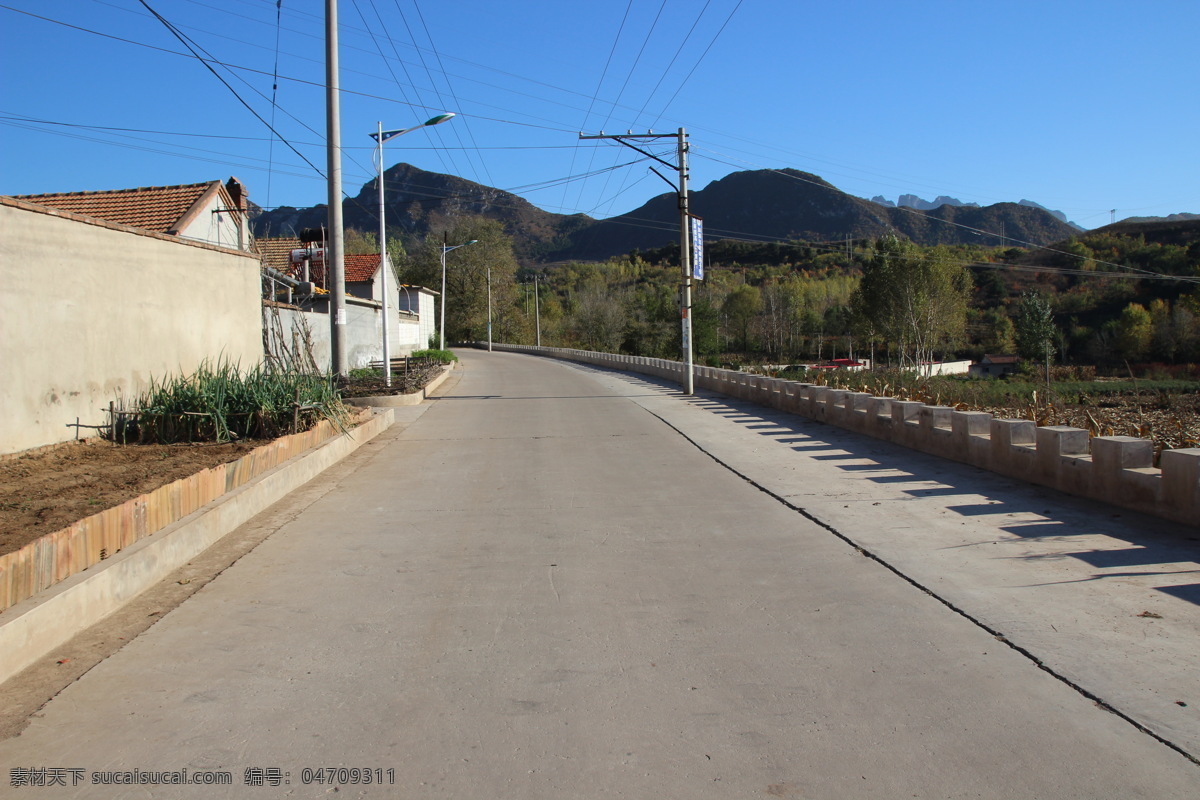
[691,217,704,280]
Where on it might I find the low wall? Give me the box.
[266,302,423,373]
[0,410,371,614]
[0,408,395,685]
[488,344,1200,527]
[0,198,263,456]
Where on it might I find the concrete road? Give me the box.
[1,350,1197,798]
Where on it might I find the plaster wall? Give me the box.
[267,301,422,372]
[176,193,246,251]
[0,199,262,455]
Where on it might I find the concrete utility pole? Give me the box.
[578,128,694,394]
[325,0,347,379]
[534,273,541,347]
[375,122,392,386]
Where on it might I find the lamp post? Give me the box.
[370,113,455,386]
[439,236,478,351]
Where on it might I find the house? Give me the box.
[970,354,1019,378]
[828,358,867,371]
[13,177,252,251]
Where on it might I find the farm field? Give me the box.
[775,369,1200,460]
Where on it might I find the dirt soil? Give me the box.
[340,363,443,397]
[0,439,269,559]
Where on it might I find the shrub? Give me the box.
[127,359,349,444]
[412,349,458,364]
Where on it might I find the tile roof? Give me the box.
[344,253,381,283]
[259,246,379,289]
[255,236,302,274]
[13,181,222,235]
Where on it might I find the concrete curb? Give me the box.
[0,408,396,685]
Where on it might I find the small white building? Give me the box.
[397,285,440,351]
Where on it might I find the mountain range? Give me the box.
[869,193,1079,228]
[251,165,1087,264]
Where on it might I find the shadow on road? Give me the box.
[565,361,1200,607]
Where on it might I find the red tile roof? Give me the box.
[344,253,381,283]
[255,237,302,273]
[13,181,223,235]
[260,246,379,289]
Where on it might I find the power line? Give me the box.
[135,0,324,177]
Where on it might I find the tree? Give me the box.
[849,237,969,371]
[571,286,627,352]
[1014,290,1056,389]
[722,284,762,352]
[1115,302,1152,362]
[1014,291,1056,361]
[402,217,520,345]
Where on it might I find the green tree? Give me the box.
[1014,291,1056,362]
[402,217,519,345]
[571,286,627,352]
[722,284,762,352]
[849,237,970,371]
[1014,291,1056,389]
[1115,302,1153,362]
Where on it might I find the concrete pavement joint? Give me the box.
[636,398,1200,769]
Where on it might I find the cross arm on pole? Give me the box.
[579,132,679,172]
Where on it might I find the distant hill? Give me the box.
[544,170,1079,261]
[252,163,591,261]
[1078,217,1200,247]
[871,193,1079,229]
[253,164,1079,264]
[1120,212,1200,224]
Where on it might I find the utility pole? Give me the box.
[325,0,347,379]
[375,122,391,387]
[534,273,541,347]
[578,128,694,394]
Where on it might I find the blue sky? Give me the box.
[3,1,1197,231]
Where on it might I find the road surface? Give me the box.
[1,350,1197,798]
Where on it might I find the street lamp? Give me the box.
[370,113,455,385]
[439,236,478,351]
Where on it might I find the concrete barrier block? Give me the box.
[991,418,1036,447]
[1161,448,1200,521]
[1092,436,1154,472]
[952,410,992,436]
[989,419,1036,475]
[920,405,953,431]
[1037,426,1090,456]
[825,390,849,424]
[891,401,923,424]
[1036,426,1092,492]
[947,411,993,464]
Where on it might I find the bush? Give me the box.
[127,359,348,444]
[412,349,458,364]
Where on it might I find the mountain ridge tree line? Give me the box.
[341,214,1200,372]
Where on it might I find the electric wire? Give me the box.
[409,0,495,187]
[135,0,324,178]
[647,0,745,128]
[265,0,283,207]
[565,0,633,214]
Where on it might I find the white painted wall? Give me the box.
[0,199,263,455]
[267,300,423,372]
[176,192,246,251]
